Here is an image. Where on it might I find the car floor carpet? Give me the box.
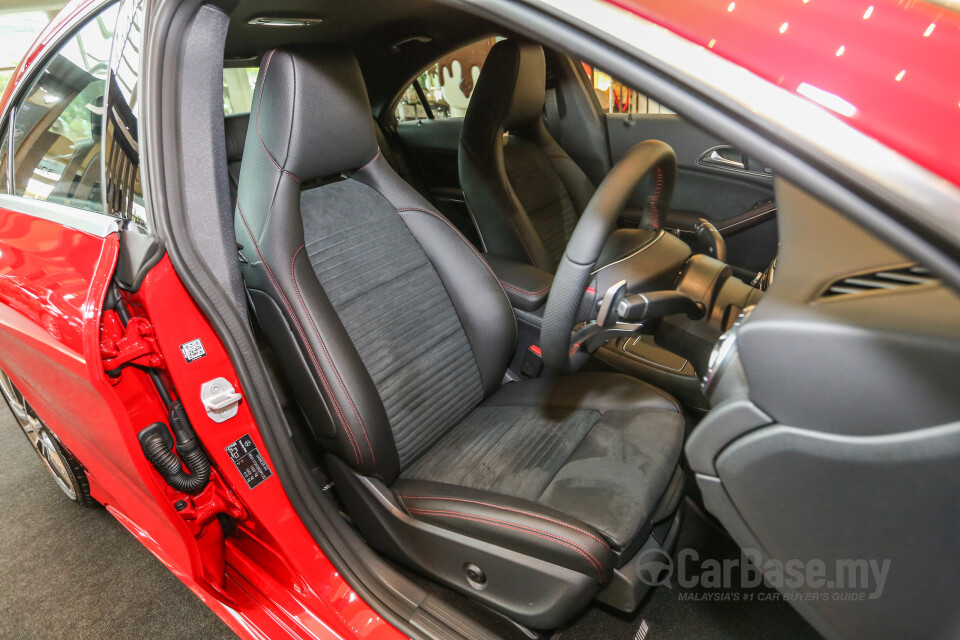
[556,498,824,640]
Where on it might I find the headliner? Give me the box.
[223,0,504,112]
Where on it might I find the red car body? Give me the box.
[0,0,955,638]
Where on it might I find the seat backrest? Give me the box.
[224,112,249,204]
[227,112,421,205]
[234,45,516,483]
[459,40,597,273]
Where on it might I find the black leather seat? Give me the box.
[224,112,249,205]
[235,44,684,629]
[225,112,421,206]
[460,40,659,274]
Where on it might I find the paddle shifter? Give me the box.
[695,218,727,263]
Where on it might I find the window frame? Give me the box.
[388,36,501,125]
[0,0,121,236]
[3,107,14,192]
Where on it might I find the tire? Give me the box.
[0,368,98,508]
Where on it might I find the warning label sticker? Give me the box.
[179,338,206,363]
[225,434,273,490]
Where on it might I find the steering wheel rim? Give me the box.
[541,139,677,373]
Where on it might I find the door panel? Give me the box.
[395,117,463,192]
[394,117,481,246]
[606,113,777,272]
[0,0,211,590]
[0,204,195,572]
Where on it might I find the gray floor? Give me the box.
[0,405,237,640]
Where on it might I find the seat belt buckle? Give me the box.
[520,345,543,379]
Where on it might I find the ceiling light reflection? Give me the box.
[895,69,906,81]
[727,2,735,12]
[797,82,858,117]
[836,45,845,56]
[923,23,936,37]
[863,5,873,19]
[779,22,789,33]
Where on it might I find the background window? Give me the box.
[11,5,118,212]
[396,38,498,122]
[103,0,146,229]
[223,67,258,115]
[0,13,53,95]
[582,63,675,115]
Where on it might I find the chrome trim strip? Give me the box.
[0,194,119,238]
[527,0,960,249]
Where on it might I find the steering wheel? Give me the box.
[541,140,677,373]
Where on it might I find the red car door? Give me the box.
[0,0,215,601]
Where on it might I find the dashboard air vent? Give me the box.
[821,265,936,299]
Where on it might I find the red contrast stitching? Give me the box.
[500,281,551,297]
[256,50,301,183]
[650,167,663,230]
[396,207,513,308]
[355,148,381,173]
[236,204,361,467]
[400,495,610,549]
[406,507,605,581]
[290,245,376,467]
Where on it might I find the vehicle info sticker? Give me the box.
[225,434,274,489]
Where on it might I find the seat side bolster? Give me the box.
[528,120,597,215]
[459,145,553,269]
[393,479,614,584]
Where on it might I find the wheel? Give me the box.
[0,368,98,508]
[541,139,677,373]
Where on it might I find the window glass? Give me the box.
[11,5,118,212]
[582,63,675,115]
[0,124,8,194]
[396,38,498,122]
[223,67,258,115]
[103,0,146,229]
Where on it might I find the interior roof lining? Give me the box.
[222,0,504,111]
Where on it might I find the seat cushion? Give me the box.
[400,372,684,551]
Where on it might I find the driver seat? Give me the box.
[234,45,685,629]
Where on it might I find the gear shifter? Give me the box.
[695,218,727,263]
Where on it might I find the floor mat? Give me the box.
[0,406,237,640]
[558,499,824,640]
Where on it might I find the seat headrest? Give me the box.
[466,40,545,133]
[224,113,249,163]
[247,45,378,181]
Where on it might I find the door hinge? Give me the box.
[173,471,248,528]
[100,309,164,375]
